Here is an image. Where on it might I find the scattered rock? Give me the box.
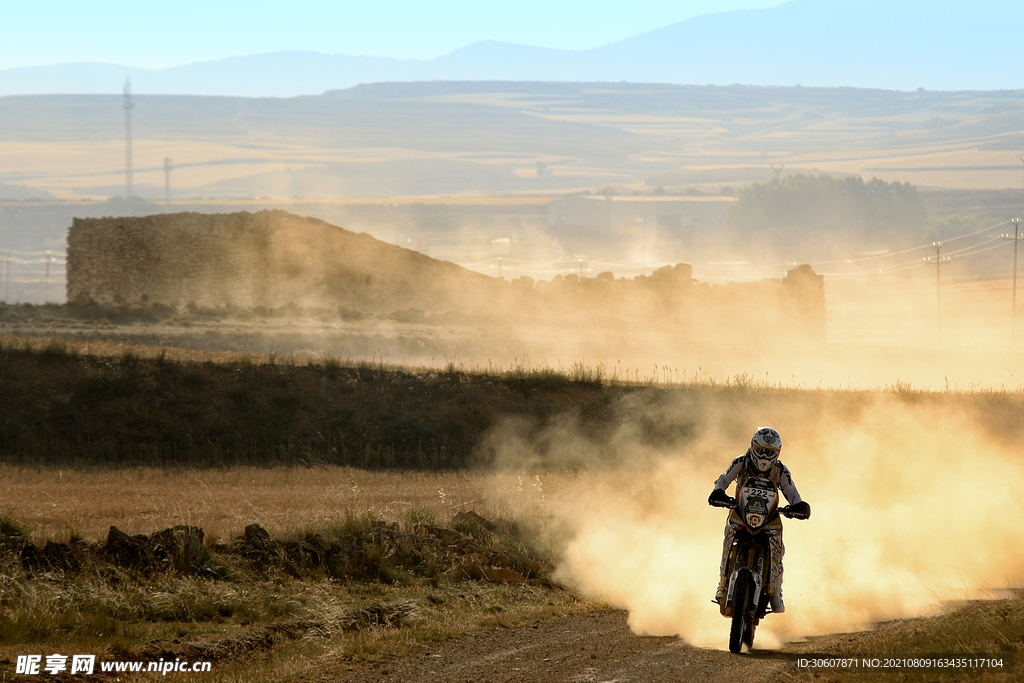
[19,540,43,569]
[326,535,368,578]
[481,567,525,584]
[104,525,205,574]
[454,555,487,581]
[284,538,325,568]
[40,540,83,572]
[239,524,281,556]
[149,525,205,572]
[453,510,497,532]
[413,524,467,546]
[235,524,293,574]
[5,518,550,585]
[104,526,151,570]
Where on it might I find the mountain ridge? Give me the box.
[1,0,1022,96]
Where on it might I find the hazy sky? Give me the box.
[3,0,785,69]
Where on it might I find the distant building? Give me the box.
[546,194,736,258]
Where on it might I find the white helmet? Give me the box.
[748,427,782,472]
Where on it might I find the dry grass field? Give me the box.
[0,465,566,544]
[0,509,590,683]
[0,334,1021,680]
[0,459,1020,682]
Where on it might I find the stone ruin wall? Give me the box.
[66,210,826,343]
[67,210,507,313]
[68,211,261,308]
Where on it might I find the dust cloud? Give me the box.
[486,392,1024,649]
[59,210,1024,392]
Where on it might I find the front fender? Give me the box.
[726,566,762,610]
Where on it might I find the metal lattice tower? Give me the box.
[124,76,134,200]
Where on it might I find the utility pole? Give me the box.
[1005,217,1022,346]
[124,76,134,201]
[0,210,6,303]
[164,157,172,205]
[1014,154,1024,345]
[43,250,51,304]
[924,241,951,339]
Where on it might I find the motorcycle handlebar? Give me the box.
[709,499,809,520]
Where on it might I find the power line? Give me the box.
[0,254,67,266]
[694,219,1012,271]
[820,240,1007,279]
[940,240,1007,260]
[688,221,1013,279]
[938,235,1003,258]
[458,216,1014,279]
[932,219,1010,245]
[3,248,64,256]
[456,214,1018,286]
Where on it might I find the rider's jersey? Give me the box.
[714,453,803,505]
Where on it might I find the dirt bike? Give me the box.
[710,477,805,653]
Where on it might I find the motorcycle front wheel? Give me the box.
[728,573,752,654]
[743,612,757,648]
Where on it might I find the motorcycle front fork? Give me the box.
[724,544,770,613]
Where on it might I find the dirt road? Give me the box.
[315,610,799,683]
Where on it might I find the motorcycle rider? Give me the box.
[708,427,810,613]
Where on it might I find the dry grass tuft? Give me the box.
[0,506,587,682]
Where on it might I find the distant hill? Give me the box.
[2,82,1022,200]
[1,0,1022,97]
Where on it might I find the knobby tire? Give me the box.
[743,609,757,648]
[728,574,750,654]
